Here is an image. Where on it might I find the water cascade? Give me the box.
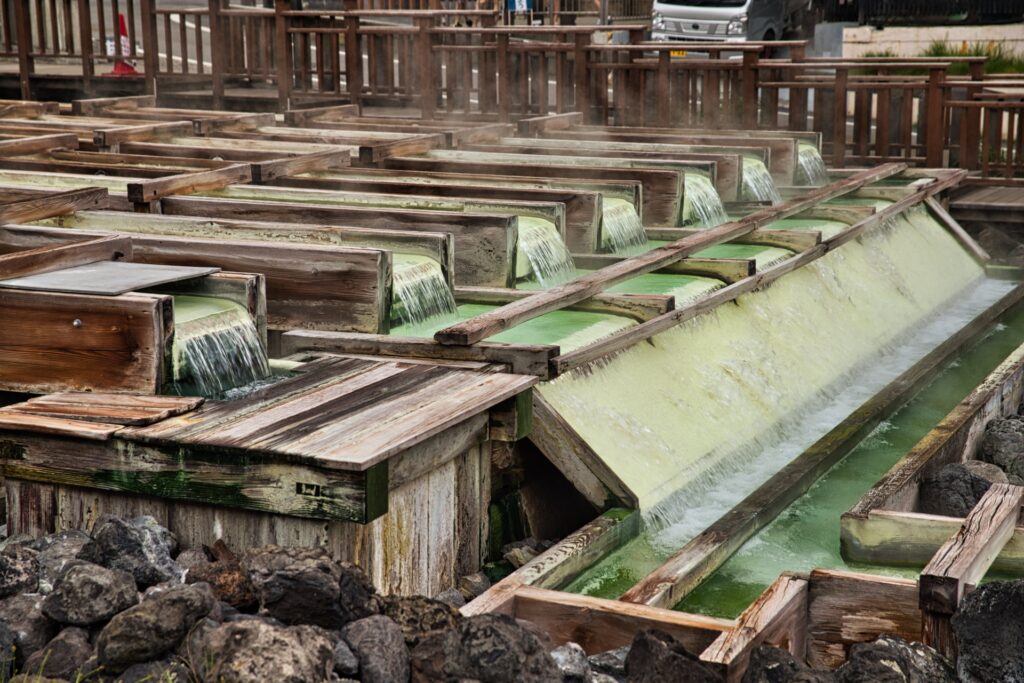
[171,296,270,398]
[741,157,782,204]
[682,173,729,228]
[795,143,829,186]
[601,198,648,255]
[391,254,458,325]
[517,217,577,287]
[540,206,985,531]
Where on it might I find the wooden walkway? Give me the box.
[950,184,1024,232]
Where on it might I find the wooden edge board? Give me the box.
[251,149,352,184]
[0,187,108,224]
[645,227,821,252]
[572,254,754,283]
[433,164,907,346]
[127,164,253,204]
[454,286,674,322]
[0,133,78,157]
[94,121,194,147]
[0,411,123,440]
[0,234,131,280]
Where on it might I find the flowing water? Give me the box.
[796,143,829,186]
[391,254,458,326]
[601,198,648,255]
[741,157,782,204]
[170,296,270,398]
[682,173,729,228]
[678,302,1024,618]
[517,217,577,287]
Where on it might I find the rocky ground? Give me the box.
[0,515,1020,682]
[920,412,1024,517]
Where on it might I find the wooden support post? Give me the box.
[77,0,94,96]
[345,12,363,114]
[741,50,759,130]
[832,69,847,167]
[274,0,293,111]
[139,0,158,95]
[925,66,946,168]
[573,32,590,124]
[13,0,33,100]
[497,33,511,123]
[919,484,1024,660]
[416,17,435,121]
[656,51,670,127]
[208,0,226,109]
[960,61,983,170]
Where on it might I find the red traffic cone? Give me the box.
[111,13,139,76]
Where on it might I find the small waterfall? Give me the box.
[795,144,829,186]
[391,255,458,325]
[171,296,270,398]
[518,217,577,288]
[741,157,782,204]
[683,173,729,228]
[601,198,648,255]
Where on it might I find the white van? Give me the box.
[651,0,810,43]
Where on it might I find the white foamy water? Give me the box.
[601,198,648,254]
[683,173,728,228]
[796,144,829,186]
[517,217,577,287]
[392,255,458,325]
[741,157,782,204]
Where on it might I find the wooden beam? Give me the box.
[572,254,754,283]
[924,197,990,265]
[516,112,583,137]
[282,104,360,127]
[433,164,906,346]
[250,150,351,184]
[0,134,79,157]
[0,187,108,224]
[126,164,253,203]
[278,330,558,379]
[0,235,132,280]
[794,205,875,224]
[920,484,1024,658]
[454,286,673,323]
[645,227,822,252]
[93,121,195,147]
[700,574,809,680]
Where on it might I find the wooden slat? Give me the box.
[455,286,673,323]
[0,235,131,280]
[0,133,78,156]
[0,410,122,440]
[571,254,754,283]
[0,187,107,223]
[13,392,204,426]
[93,121,195,147]
[434,164,906,346]
[126,164,253,203]
[924,197,990,265]
[250,149,352,184]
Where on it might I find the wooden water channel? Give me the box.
[0,98,1022,678]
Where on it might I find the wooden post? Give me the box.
[139,0,159,95]
[573,32,590,124]
[416,16,435,120]
[274,0,293,111]
[919,484,1024,661]
[741,49,758,129]
[832,68,847,167]
[656,50,670,127]
[789,43,807,131]
[497,32,510,123]
[207,0,226,109]
[14,0,34,100]
[960,61,983,170]
[925,66,946,167]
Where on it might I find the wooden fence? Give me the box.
[4,1,1024,174]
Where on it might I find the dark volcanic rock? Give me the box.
[433,588,466,609]
[342,614,410,683]
[919,461,1007,517]
[0,593,60,666]
[30,530,90,594]
[979,417,1024,479]
[741,645,836,682]
[187,559,257,611]
[589,646,629,680]
[624,629,723,683]
[409,613,560,683]
[199,619,334,683]
[119,657,192,683]
[458,572,491,600]
[333,638,360,678]
[551,642,590,682]
[96,582,215,671]
[953,579,1024,682]
[77,516,182,588]
[21,627,92,681]
[0,546,38,598]
[42,560,138,625]
[834,636,955,682]
[0,622,15,681]
[383,595,461,648]
[244,546,380,629]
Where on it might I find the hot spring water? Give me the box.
[682,173,728,228]
[796,144,829,186]
[391,254,458,325]
[740,157,782,204]
[171,296,270,398]
[601,198,648,255]
[517,217,577,287]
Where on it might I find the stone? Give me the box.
[741,645,835,682]
[342,615,410,683]
[589,646,629,680]
[119,657,192,683]
[31,529,90,594]
[953,579,1024,682]
[591,674,622,683]
[458,572,491,600]
[77,516,182,588]
[199,619,334,683]
[433,588,466,609]
[383,595,461,648]
[0,622,15,681]
[8,675,65,683]
[977,227,1024,263]
[0,594,60,666]
[410,613,560,683]
[177,547,214,574]
[333,638,360,678]
[21,627,93,681]
[835,636,955,682]
[919,461,1005,518]
[96,582,215,671]
[551,642,591,681]
[187,560,258,611]
[624,629,724,683]
[42,560,138,625]
[0,545,38,598]
[244,546,380,629]
[504,546,539,569]
[979,417,1024,479]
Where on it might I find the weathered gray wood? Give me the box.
[0,235,131,280]
[0,134,78,156]
[127,164,253,203]
[0,261,218,296]
[455,286,673,323]
[571,254,754,283]
[0,187,108,224]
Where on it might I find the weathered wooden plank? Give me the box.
[571,254,754,283]
[700,575,809,681]
[920,483,1024,658]
[93,121,195,147]
[0,187,107,224]
[126,164,253,203]
[455,286,673,323]
[924,197,990,265]
[434,164,906,346]
[645,227,820,252]
[14,392,203,426]
[0,261,218,296]
[0,411,122,440]
[250,149,352,184]
[0,235,131,280]
[0,133,78,156]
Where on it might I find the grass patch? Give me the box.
[853,40,1024,75]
